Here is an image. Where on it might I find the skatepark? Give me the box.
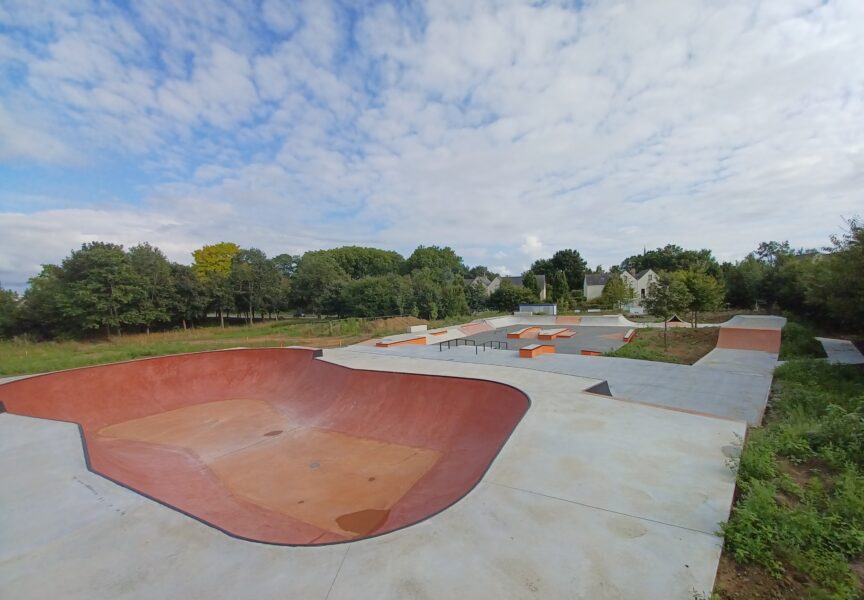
[0,314,790,598]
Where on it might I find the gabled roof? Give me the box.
[584,273,613,286]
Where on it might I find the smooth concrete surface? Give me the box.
[350,343,772,424]
[817,337,864,365]
[467,324,630,354]
[1,348,743,599]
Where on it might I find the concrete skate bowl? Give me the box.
[0,348,529,545]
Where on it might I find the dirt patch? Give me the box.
[714,554,809,599]
[631,327,719,364]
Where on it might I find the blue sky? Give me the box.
[1,0,862,289]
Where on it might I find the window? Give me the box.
[641,288,645,298]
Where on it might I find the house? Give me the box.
[466,274,547,301]
[583,269,658,305]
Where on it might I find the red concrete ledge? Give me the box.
[519,344,556,358]
[537,328,568,340]
[623,328,636,342]
[0,348,529,546]
[508,326,541,339]
[376,336,426,347]
[580,349,603,356]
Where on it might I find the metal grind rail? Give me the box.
[438,339,509,354]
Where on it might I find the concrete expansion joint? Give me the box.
[325,546,351,600]
[484,480,720,539]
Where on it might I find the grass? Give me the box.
[0,313,504,376]
[604,327,719,365]
[716,360,864,599]
[780,321,828,360]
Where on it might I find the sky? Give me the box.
[1,0,862,290]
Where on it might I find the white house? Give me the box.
[583,269,658,305]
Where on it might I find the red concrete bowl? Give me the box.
[0,348,529,545]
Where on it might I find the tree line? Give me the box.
[0,218,860,340]
[0,242,540,340]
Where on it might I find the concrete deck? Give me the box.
[817,337,864,365]
[0,349,744,599]
[350,343,773,424]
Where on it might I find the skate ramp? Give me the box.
[0,348,528,545]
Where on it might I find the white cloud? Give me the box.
[1,0,863,289]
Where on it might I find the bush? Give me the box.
[779,322,826,360]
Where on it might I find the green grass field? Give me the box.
[0,312,506,376]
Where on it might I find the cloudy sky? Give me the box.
[1,0,862,289]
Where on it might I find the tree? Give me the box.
[170,263,206,330]
[230,248,281,323]
[292,251,349,317]
[404,245,466,277]
[804,217,864,331]
[489,280,537,312]
[643,276,693,349]
[521,270,539,295]
[328,246,405,279]
[440,280,469,318]
[601,275,635,310]
[128,243,174,334]
[20,265,67,338]
[58,242,142,336]
[410,267,444,320]
[675,270,725,327]
[621,245,722,278]
[192,242,239,327]
[0,288,19,338]
[531,249,587,290]
[550,270,573,311]
[339,274,412,317]
[465,282,488,313]
[723,256,767,309]
[271,254,300,278]
[468,265,497,279]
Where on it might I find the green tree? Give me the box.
[531,249,587,290]
[601,275,635,310]
[675,270,725,327]
[410,267,444,320]
[489,280,537,312]
[20,265,67,338]
[643,275,693,348]
[271,253,300,278]
[58,242,142,336]
[292,251,349,318]
[0,288,19,338]
[468,265,497,279]
[170,263,206,329]
[404,245,466,276]
[128,243,174,334]
[230,248,281,323]
[440,280,469,318]
[621,245,722,278]
[192,242,239,327]
[339,274,412,317]
[805,217,864,331]
[723,256,767,309]
[328,246,405,279]
[521,270,539,295]
[550,270,573,310]
[465,282,488,313]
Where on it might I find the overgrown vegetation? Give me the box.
[779,322,828,360]
[604,327,719,364]
[719,360,864,599]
